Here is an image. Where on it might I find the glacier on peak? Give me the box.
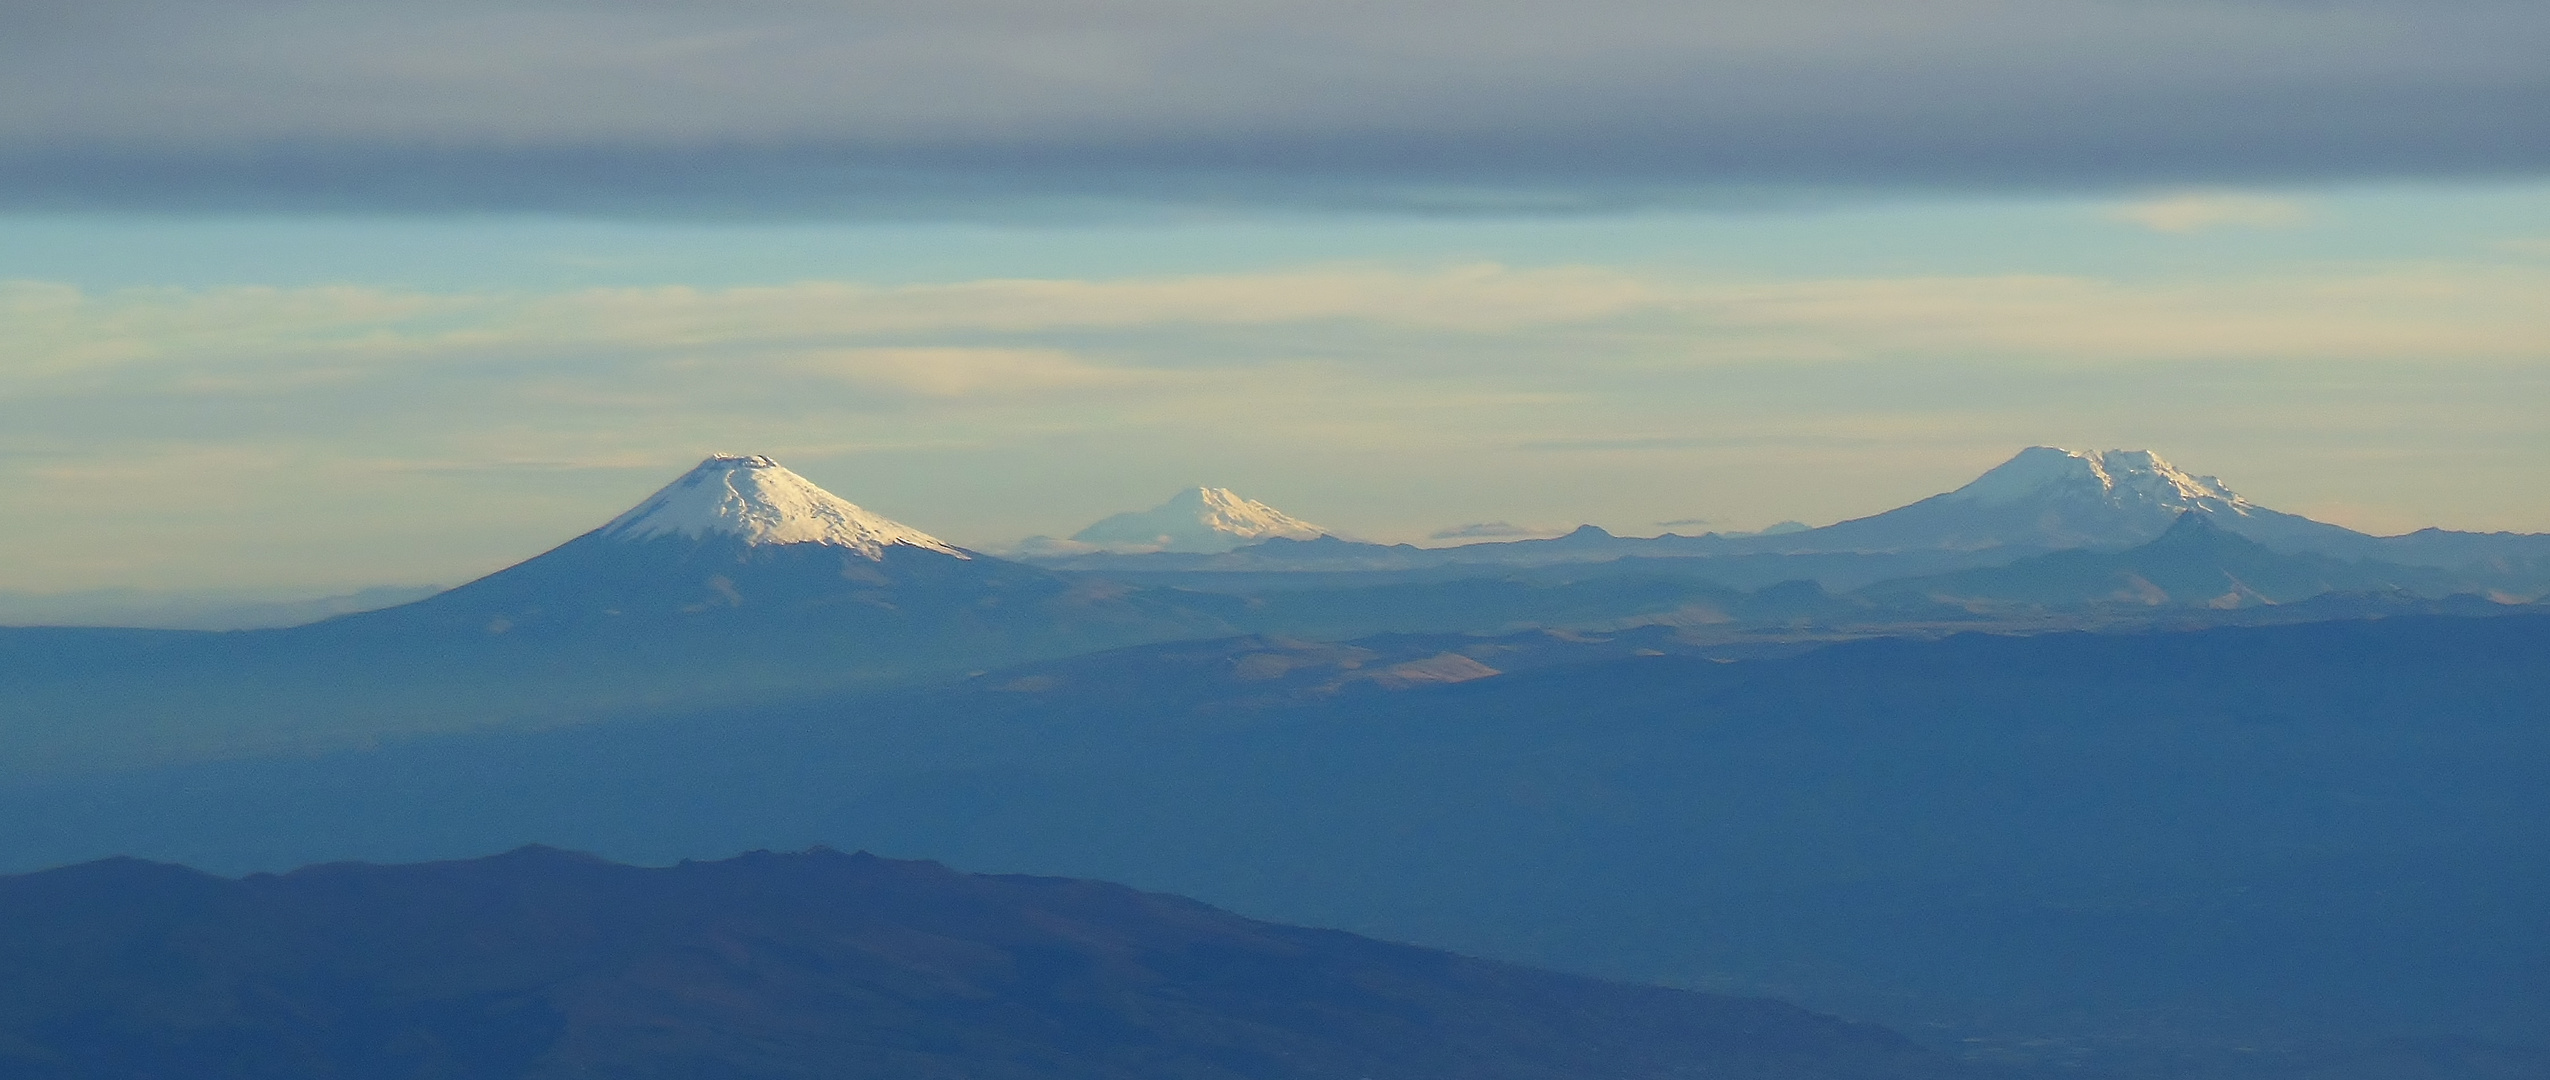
[597,455,967,559]
[1756,444,2344,554]
[1951,446,2252,516]
[1064,487,1327,554]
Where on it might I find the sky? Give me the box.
[1,0,2545,593]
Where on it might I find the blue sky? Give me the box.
[0,1,2544,592]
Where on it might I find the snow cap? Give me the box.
[1069,486,1326,553]
[599,455,966,559]
[1951,447,2252,515]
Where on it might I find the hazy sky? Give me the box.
[1,1,2544,591]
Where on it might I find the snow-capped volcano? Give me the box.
[28,455,1244,755]
[1947,447,2256,518]
[598,455,966,560]
[1065,487,1327,553]
[1735,446,2366,554]
[316,453,1227,675]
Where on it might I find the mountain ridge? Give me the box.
[1862,511,2478,610]
[0,845,1984,1080]
[1014,447,2549,573]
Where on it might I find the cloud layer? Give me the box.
[11,260,2540,394]
[3,0,2543,213]
[2,254,2544,589]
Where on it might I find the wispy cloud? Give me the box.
[1689,269,2549,362]
[769,348,1143,398]
[2109,193,2308,233]
[520,264,1659,340]
[0,263,1660,397]
[1429,521,1558,540]
[13,260,2541,401]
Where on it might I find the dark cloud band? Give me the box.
[3,0,2543,215]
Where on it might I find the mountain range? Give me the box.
[0,846,1979,1080]
[1093,515,2539,644]
[4,450,2541,776]
[1864,511,2489,609]
[1018,447,2550,574]
[5,446,2540,634]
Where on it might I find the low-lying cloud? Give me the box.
[1,0,2542,214]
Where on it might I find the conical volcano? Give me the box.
[1068,487,1326,553]
[2,457,1239,773]
[1722,446,2369,554]
[324,455,1246,657]
[341,455,1017,633]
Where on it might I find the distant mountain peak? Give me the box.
[2145,507,2266,550]
[1755,445,2358,555]
[2161,508,2224,533]
[1951,446,2253,516]
[597,455,966,559]
[1067,486,1326,553]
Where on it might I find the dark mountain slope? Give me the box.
[318,531,1236,666]
[0,547,1237,775]
[0,847,1982,1080]
[1861,512,2468,608]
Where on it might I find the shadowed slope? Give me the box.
[1862,512,2471,609]
[0,847,1981,1080]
